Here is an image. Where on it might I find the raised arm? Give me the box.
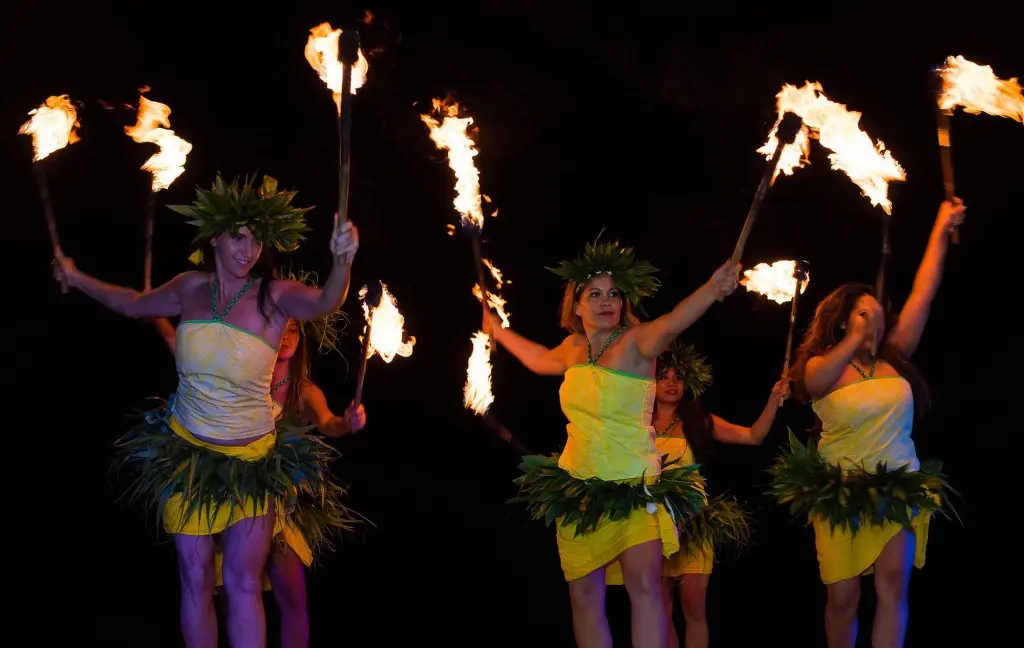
[273,219,358,322]
[711,379,790,445]
[632,260,739,361]
[300,382,365,438]
[804,312,873,399]
[54,255,198,319]
[885,199,966,358]
[485,312,571,376]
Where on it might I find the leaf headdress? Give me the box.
[657,339,713,398]
[547,240,660,310]
[168,174,313,253]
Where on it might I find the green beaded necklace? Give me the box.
[210,276,254,322]
[587,327,626,364]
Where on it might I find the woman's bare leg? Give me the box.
[268,546,309,648]
[567,567,612,648]
[620,540,669,648]
[663,579,679,648]
[679,574,710,648]
[872,530,915,648]
[221,511,275,648]
[825,576,860,648]
[173,534,217,648]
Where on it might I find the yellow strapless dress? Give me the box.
[555,364,680,582]
[163,320,280,535]
[606,432,712,585]
[811,376,931,584]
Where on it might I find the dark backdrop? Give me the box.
[2,4,1020,646]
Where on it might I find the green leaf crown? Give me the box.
[547,240,660,307]
[657,339,713,398]
[168,174,313,253]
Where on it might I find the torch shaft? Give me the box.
[34,163,67,294]
[873,215,892,358]
[935,106,960,244]
[731,142,787,267]
[483,413,532,456]
[143,189,156,292]
[780,267,806,406]
[353,321,373,407]
[469,232,496,353]
[337,67,354,225]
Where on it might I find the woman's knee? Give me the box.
[270,555,307,612]
[679,576,708,622]
[176,542,215,595]
[826,578,861,615]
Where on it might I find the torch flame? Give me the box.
[124,94,192,191]
[937,55,1024,122]
[464,331,495,415]
[305,22,369,115]
[420,99,486,231]
[758,82,906,214]
[741,260,810,305]
[19,95,80,162]
[359,282,416,362]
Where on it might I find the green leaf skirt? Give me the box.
[510,453,751,558]
[110,396,363,562]
[766,430,959,536]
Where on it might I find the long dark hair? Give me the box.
[283,323,312,418]
[791,282,932,431]
[190,238,280,324]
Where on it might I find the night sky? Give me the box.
[3,4,1021,646]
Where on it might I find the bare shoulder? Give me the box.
[560,333,588,365]
[169,271,210,297]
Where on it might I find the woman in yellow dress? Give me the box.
[606,340,788,648]
[488,240,745,648]
[52,174,360,648]
[770,198,966,648]
[153,275,366,648]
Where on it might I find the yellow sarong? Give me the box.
[606,433,712,585]
[811,376,931,583]
[556,364,679,582]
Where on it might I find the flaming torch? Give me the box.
[124,90,192,290]
[935,56,1024,244]
[305,22,369,229]
[741,259,811,405]
[354,280,415,407]
[19,94,80,294]
[758,81,906,311]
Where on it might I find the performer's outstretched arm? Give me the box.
[804,319,873,399]
[54,257,200,319]
[274,219,359,322]
[885,199,966,358]
[710,379,790,445]
[485,314,573,376]
[299,383,365,437]
[631,260,740,361]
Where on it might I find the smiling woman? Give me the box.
[51,173,361,648]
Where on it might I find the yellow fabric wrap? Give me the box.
[811,376,930,583]
[555,365,679,582]
[606,433,711,585]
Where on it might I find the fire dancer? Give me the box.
[605,340,789,648]
[771,199,965,648]
[154,302,366,648]
[51,174,360,648]
[486,240,741,648]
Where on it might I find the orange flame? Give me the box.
[758,82,906,214]
[741,260,810,305]
[19,95,80,161]
[420,99,486,231]
[937,55,1024,122]
[464,331,494,415]
[124,93,192,191]
[359,282,415,362]
[305,22,369,115]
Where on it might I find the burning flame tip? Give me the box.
[361,282,415,363]
[304,22,370,113]
[125,94,192,191]
[19,94,81,161]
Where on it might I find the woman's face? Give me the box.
[278,319,300,361]
[575,274,623,331]
[656,367,685,404]
[211,226,263,279]
[847,294,885,352]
